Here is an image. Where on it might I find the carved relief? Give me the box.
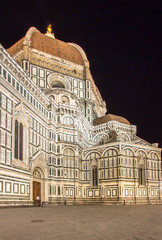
[33,169,41,178]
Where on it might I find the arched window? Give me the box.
[92,166,98,187]
[58,169,60,176]
[14,120,18,159]
[139,166,145,185]
[14,120,23,160]
[100,140,104,145]
[58,186,60,195]
[19,123,23,160]
[57,158,60,165]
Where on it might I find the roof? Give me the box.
[93,114,130,126]
[7,37,24,56]
[7,27,85,65]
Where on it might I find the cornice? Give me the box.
[0,44,49,107]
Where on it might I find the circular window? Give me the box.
[61,96,69,104]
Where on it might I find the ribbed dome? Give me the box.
[93,114,130,126]
[30,31,84,65]
[7,27,84,65]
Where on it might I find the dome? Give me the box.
[93,114,130,126]
[30,31,84,65]
[7,37,24,56]
[7,27,86,66]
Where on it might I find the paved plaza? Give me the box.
[0,205,162,240]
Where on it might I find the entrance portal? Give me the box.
[33,181,41,206]
[32,167,46,205]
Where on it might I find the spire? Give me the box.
[45,24,55,38]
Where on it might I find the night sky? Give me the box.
[0,0,161,147]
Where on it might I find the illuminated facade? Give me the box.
[0,27,161,206]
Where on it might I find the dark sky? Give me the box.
[0,0,161,147]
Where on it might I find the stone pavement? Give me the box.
[0,205,162,240]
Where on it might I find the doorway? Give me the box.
[33,181,41,206]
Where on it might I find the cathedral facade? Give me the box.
[0,27,161,206]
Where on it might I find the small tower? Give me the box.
[45,24,55,38]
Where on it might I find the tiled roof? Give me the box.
[7,28,84,65]
[93,114,130,126]
[30,31,84,65]
[7,37,24,56]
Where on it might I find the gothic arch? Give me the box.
[30,149,48,179]
[33,167,45,179]
[136,150,147,169]
[13,102,29,165]
[14,102,29,127]
[31,149,48,203]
